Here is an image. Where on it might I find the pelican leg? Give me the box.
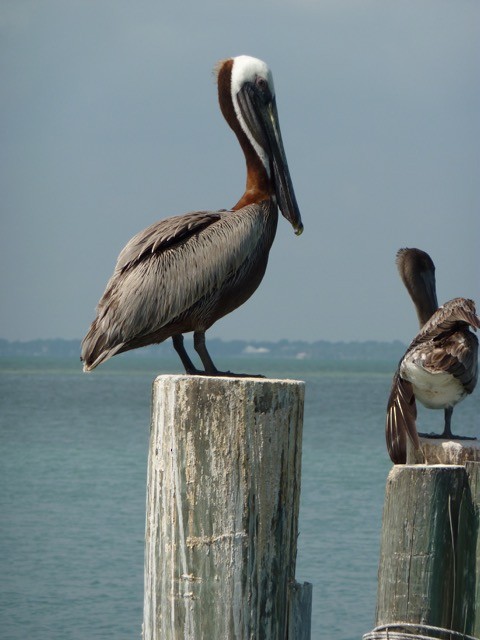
[193,331,220,375]
[440,406,476,440]
[419,406,477,441]
[193,331,264,378]
[172,334,202,375]
[442,406,454,438]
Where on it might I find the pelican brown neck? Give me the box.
[215,56,303,233]
[216,58,271,210]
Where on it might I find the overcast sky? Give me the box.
[1,0,479,345]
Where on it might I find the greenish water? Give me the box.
[0,357,478,639]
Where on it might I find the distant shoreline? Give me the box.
[0,337,407,361]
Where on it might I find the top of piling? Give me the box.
[154,374,305,387]
[406,436,480,466]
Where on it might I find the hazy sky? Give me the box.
[1,1,479,345]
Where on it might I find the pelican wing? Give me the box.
[115,211,222,273]
[405,297,479,393]
[411,297,480,345]
[422,332,479,393]
[386,372,420,464]
[82,204,270,370]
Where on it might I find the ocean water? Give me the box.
[1,355,478,640]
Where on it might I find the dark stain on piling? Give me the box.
[254,387,274,414]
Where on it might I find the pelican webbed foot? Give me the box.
[193,332,265,378]
[208,370,265,379]
[172,333,265,378]
[418,431,477,441]
[183,367,265,378]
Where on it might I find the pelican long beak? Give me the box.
[237,88,303,235]
[266,99,303,235]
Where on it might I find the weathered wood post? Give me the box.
[456,462,480,637]
[371,440,480,638]
[143,374,311,640]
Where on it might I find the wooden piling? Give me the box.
[375,457,480,636]
[143,374,310,640]
[456,462,480,637]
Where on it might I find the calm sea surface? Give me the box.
[1,356,479,640]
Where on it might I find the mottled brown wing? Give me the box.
[411,298,480,346]
[424,331,479,393]
[115,211,222,273]
[385,371,419,464]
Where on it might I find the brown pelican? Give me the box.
[81,56,303,375]
[386,248,479,463]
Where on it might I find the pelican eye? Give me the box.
[255,76,268,91]
[253,76,272,105]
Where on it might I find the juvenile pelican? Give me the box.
[81,56,302,375]
[386,248,479,464]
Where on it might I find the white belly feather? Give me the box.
[400,359,466,410]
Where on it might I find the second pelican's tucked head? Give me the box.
[396,247,438,327]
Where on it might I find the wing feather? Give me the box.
[386,372,420,464]
[115,211,222,273]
